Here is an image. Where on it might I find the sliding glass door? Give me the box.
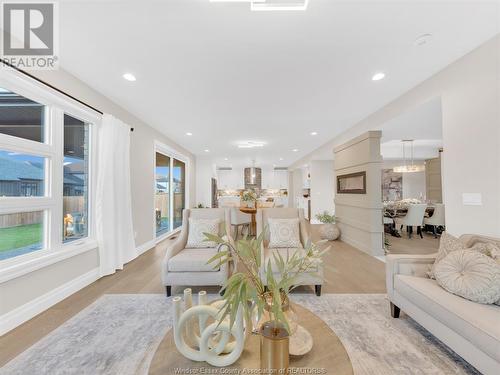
[173,159,185,229]
[155,153,170,236]
[155,147,187,237]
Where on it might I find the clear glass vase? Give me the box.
[252,291,298,336]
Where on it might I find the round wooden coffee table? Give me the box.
[149,304,353,374]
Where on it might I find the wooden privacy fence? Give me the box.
[0,211,43,228]
[155,193,184,219]
[0,197,85,228]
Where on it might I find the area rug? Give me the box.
[0,294,479,375]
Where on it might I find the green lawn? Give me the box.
[0,223,42,253]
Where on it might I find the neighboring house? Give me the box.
[156,176,181,193]
[0,157,44,197]
[0,157,85,197]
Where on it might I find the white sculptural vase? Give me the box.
[319,223,340,241]
[172,288,247,367]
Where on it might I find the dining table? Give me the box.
[239,206,257,236]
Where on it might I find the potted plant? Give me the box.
[241,190,257,208]
[205,230,328,372]
[315,211,340,241]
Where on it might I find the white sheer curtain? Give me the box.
[96,114,137,277]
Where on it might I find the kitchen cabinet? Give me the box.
[261,167,274,189]
[217,169,244,190]
[217,168,289,190]
[235,168,244,189]
[274,170,288,189]
[217,169,232,189]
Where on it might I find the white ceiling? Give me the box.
[380,96,443,160]
[58,0,499,167]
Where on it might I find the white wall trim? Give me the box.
[0,268,99,336]
[155,227,181,244]
[0,242,98,284]
[136,239,156,256]
[338,231,372,255]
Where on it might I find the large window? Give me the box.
[155,146,187,237]
[63,114,89,243]
[0,77,96,263]
[0,88,45,142]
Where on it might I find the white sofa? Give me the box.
[256,208,323,296]
[161,208,233,296]
[386,234,500,375]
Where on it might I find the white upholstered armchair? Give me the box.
[161,208,233,296]
[256,208,323,296]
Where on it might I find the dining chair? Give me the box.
[394,204,427,239]
[230,207,252,240]
[423,204,445,238]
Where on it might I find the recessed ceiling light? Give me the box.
[204,149,210,153]
[292,149,299,152]
[372,72,385,81]
[414,33,433,46]
[251,0,309,11]
[186,132,193,136]
[310,132,318,136]
[224,158,229,161]
[237,141,265,149]
[122,73,136,82]
[279,157,284,161]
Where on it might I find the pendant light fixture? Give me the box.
[393,140,425,173]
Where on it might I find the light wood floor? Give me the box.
[0,226,387,366]
[386,230,440,255]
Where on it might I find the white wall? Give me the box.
[334,132,385,256]
[0,67,196,332]
[382,160,426,200]
[310,160,335,223]
[295,35,500,238]
[196,157,217,208]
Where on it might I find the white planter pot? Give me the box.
[319,223,340,241]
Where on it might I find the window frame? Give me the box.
[154,141,190,243]
[0,67,100,280]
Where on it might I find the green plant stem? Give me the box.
[226,241,265,295]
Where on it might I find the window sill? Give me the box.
[155,227,181,244]
[0,239,98,284]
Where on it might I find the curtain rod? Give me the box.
[0,59,134,132]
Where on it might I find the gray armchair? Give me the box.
[160,208,233,296]
[256,208,323,296]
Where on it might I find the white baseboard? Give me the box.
[0,239,160,336]
[0,268,99,336]
[136,239,156,256]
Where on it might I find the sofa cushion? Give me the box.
[435,250,500,304]
[429,232,494,279]
[263,247,317,273]
[168,248,220,272]
[394,274,500,362]
[268,218,301,248]
[186,218,220,248]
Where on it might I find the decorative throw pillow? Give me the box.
[429,232,494,279]
[268,218,302,249]
[434,250,500,304]
[186,218,220,248]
